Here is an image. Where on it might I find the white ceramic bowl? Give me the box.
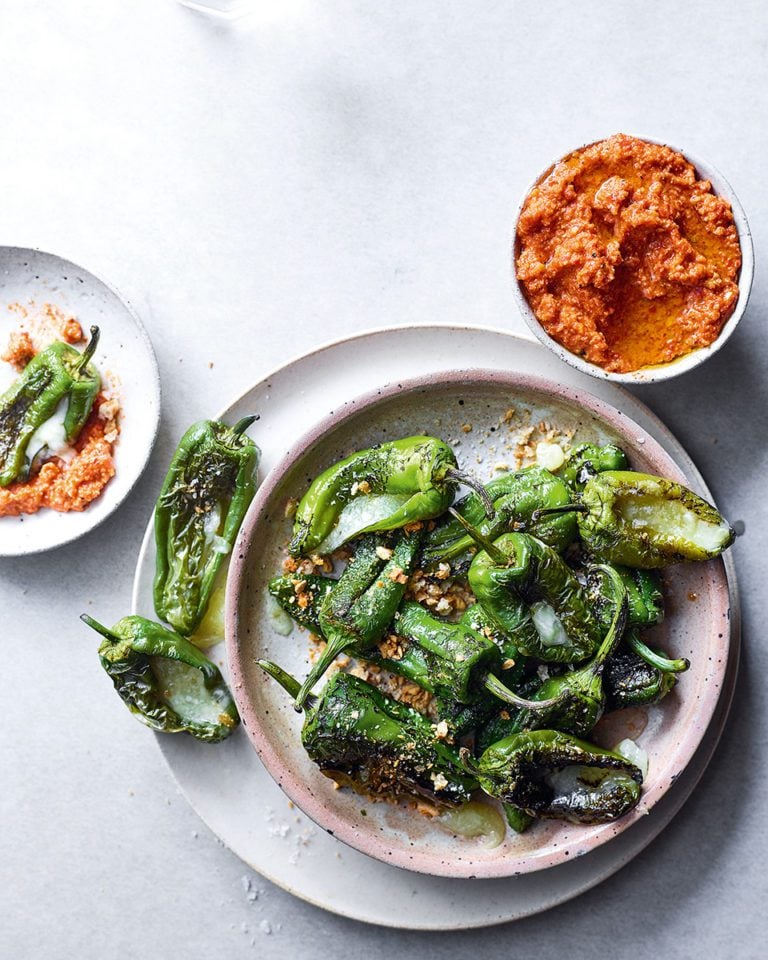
[227,368,732,878]
[0,247,160,555]
[511,136,754,384]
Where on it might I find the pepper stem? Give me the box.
[445,469,496,519]
[74,326,100,376]
[80,612,120,643]
[590,564,629,668]
[483,672,563,710]
[448,508,509,565]
[626,632,690,674]
[293,638,348,711]
[531,503,589,521]
[231,415,258,436]
[257,659,318,708]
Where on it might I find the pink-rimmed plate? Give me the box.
[227,367,731,879]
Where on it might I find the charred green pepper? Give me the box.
[289,436,491,556]
[81,614,239,742]
[421,466,577,567]
[503,564,628,736]
[470,729,643,824]
[535,471,734,568]
[268,568,487,735]
[394,600,528,707]
[293,529,422,708]
[259,661,477,803]
[604,641,682,710]
[588,564,664,630]
[0,325,101,486]
[467,529,602,663]
[154,417,259,636]
[557,442,629,491]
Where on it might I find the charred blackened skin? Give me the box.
[258,660,477,804]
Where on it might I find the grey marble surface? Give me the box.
[1,1,766,956]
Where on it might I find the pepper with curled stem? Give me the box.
[259,660,478,804]
[532,471,734,568]
[461,516,602,663]
[421,465,577,567]
[0,325,101,486]
[556,442,629,491]
[154,416,259,636]
[498,564,629,736]
[467,729,643,824]
[289,436,493,556]
[81,614,239,743]
[604,639,683,710]
[293,528,423,709]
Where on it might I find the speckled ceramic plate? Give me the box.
[132,325,738,926]
[227,367,731,879]
[0,247,160,556]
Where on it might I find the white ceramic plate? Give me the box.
[0,247,160,556]
[132,325,739,926]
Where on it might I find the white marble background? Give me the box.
[1,1,766,956]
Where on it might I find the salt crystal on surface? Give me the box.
[259,920,272,935]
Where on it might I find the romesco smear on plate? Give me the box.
[515,134,741,374]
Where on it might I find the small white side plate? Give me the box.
[0,247,160,556]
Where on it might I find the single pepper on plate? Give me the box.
[293,528,423,709]
[469,729,643,824]
[289,435,493,556]
[532,471,735,567]
[154,416,259,637]
[81,613,240,742]
[0,325,101,486]
[421,465,577,567]
[465,524,602,663]
[259,660,477,804]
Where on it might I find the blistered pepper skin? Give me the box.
[557,442,629,491]
[289,436,458,556]
[82,613,240,743]
[421,466,577,566]
[153,417,259,636]
[474,729,643,824]
[293,529,423,708]
[468,533,602,663]
[260,663,477,804]
[0,327,101,486]
[579,471,735,568]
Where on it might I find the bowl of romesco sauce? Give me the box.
[511,134,753,383]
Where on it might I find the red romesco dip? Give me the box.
[515,134,742,373]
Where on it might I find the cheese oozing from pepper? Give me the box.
[150,656,230,727]
[620,495,731,553]
[26,397,75,465]
[531,601,570,647]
